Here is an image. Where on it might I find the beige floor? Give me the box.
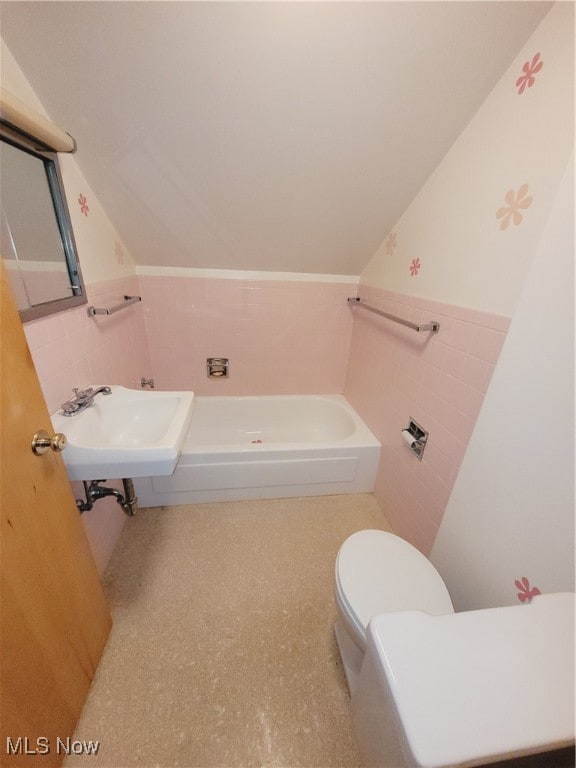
[66,494,392,768]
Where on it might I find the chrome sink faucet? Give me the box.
[60,386,112,416]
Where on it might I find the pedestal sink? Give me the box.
[51,386,195,481]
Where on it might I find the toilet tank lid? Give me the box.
[365,592,575,768]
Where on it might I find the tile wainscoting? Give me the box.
[345,285,511,554]
[139,275,357,395]
[24,274,150,413]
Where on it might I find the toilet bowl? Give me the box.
[334,529,454,692]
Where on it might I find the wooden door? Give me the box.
[0,262,111,767]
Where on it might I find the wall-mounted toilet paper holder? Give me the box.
[401,418,428,460]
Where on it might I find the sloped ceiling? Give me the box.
[0,1,551,276]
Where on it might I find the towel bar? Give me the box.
[87,295,141,317]
[348,297,439,333]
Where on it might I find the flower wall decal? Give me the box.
[515,576,541,603]
[515,53,543,95]
[385,232,397,256]
[409,258,421,276]
[496,184,533,230]
[78,193,89,217]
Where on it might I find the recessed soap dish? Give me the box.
[207,358,229,378]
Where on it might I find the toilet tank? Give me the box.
[351,593,575,768]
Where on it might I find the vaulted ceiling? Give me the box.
[0,1,551,275]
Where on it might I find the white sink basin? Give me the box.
[51,385,195,481]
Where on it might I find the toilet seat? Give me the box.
[335,530,454,649]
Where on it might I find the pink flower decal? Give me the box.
[409,258,421,276]
[385,232,397,256]
[496,184,533,230]
[78,193,89,217]
[515,576,541,603]
[515,53,543,95]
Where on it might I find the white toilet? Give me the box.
[352,593,575,768]
[334,529,454,693]
[334,530,575,768]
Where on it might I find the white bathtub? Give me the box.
[134,395,380,507]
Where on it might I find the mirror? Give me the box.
[0,132,87,322]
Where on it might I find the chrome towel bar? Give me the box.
[348,297,440,333]
[87,295,141,317]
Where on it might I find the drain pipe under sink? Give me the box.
[76,478,138,516]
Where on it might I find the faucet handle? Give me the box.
[73,386,94,398]
[60,399,80,415]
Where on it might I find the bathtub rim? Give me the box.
[182,393,380,454]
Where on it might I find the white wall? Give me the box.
[345,2,574,556]
[430,153,574,610]
[360,2,574,317]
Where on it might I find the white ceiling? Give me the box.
[0,1,552,276]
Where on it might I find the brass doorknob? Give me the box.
[31,430,67,456]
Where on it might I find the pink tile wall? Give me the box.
[23,275,151,575]
[24,275,151,413]
[140,276,356,394]
[344,285,510,555]
[76,479,128,576]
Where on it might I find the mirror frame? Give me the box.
[0,125,87,323]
